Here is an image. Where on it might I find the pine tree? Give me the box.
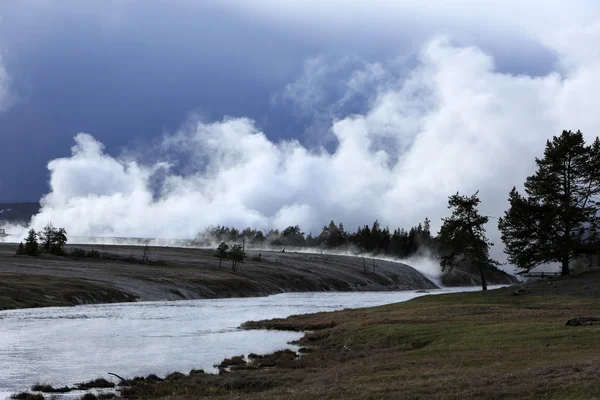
[498,130,600,275]
[39,223,55,253]
[380,227,391,253]
[52,228,68,255]
[229,244,245,271]
[24,229,39,256]
[423,217,432,240]
[438,191,497,291]
[37,223,68,255]
[216,242,229,267]
[16,242,25,255]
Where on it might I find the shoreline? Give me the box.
[50,274,600,400]
[3,286,498,400]
[0,243,516,312]
[13,276,600,400]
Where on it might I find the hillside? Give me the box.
[0,243,515,310]
[441,259,517,287]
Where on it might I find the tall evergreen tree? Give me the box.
[498,130,600,275]
[24,229,39,256]
[438,191,497,291]
[423,217,432,241]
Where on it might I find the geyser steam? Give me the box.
[4,35,600,266]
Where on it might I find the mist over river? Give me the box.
[0,287,499,398]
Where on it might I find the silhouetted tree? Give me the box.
[252,231,265,244]
[216,242,229,267]
[319,220,346,248]
[24,229,39,256]
[423,217,432,240]
[229,244,245,271]
[16,242,25,255]
[305,232,317,247]
[499,130,600,275]
[281,225,306,246]
[438,191,497,291]
[380,226,391,253]
[38,223,67,255]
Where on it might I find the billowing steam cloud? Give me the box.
[0,54,11,112]
[11,32,600,264]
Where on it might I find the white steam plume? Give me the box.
[6,32,600,274]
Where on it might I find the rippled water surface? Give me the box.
[0,287,493,397]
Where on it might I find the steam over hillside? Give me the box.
[3,30,600,263]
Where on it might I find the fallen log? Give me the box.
[565,317,600,326]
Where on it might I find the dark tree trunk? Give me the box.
[468,219,488,292]
[478,261,488,291]
[561,254,570,276]
[219,258,222,268]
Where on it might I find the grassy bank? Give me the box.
[0,273,137,311]
[2,242,496,311]
[113,275,600,400]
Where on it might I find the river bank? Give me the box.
[0,243,516,311]
[105,272,600,400]
[0,288,487,398]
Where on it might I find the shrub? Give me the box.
[70,248,87,258]
[69,248,102,258]
[88,250,101,258]
[31,384,71,393]
[75,378,115,390]
[10,393,44,400]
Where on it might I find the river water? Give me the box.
[0,287,493,398]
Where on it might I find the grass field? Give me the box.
[113,274,600,399]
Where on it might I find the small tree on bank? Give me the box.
[498,130,600,275]
[229,244,245,271]
[216,242,229,267]
[438,191,497,291]
[24,229,39,256]
[38,223,68,255]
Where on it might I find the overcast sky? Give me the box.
[1,1,600,260]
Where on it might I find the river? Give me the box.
[0,286,496,398]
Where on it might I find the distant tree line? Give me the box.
[200,217,435,261]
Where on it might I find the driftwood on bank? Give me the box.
[108,372,129,385]
[565,317,600,326]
